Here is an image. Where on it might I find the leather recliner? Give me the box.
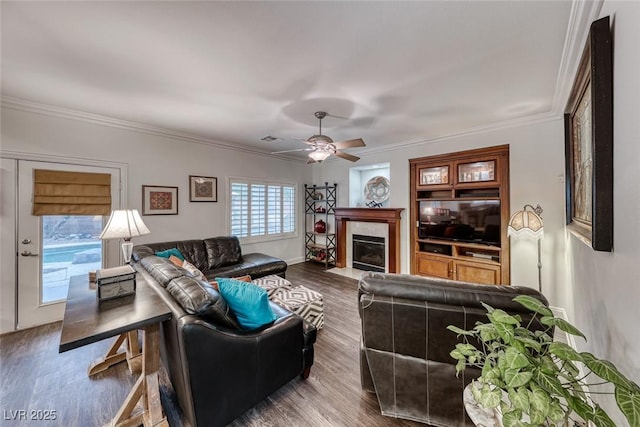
[358,272,549,427]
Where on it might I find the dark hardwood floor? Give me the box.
[0,263,425,427]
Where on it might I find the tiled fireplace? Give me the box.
[335,208,404,273]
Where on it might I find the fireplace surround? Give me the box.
[334,208,404,273]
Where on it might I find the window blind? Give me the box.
[32,169,112,216]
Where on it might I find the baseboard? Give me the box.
[285,257,305,265]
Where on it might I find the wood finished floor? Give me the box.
[0,263,426,427]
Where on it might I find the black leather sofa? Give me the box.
[131,239,315,427]
[358,272,548,427]
[131,235,287,280]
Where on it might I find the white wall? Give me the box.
[0,106,311,332]
[565,2,640,423]
[314,118,567,298]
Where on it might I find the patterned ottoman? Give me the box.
[252,275,293,298]
[272,285,324,330]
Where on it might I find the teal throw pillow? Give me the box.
[216,277,276,330]
[155,248,185,261]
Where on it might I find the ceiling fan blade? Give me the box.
[325,112,350,120]
[271,148,312,154]
[334,150,360,162]
[333,138,365,149]
[289,137,315,144]
[307,158,317,164]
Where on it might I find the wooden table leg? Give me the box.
[126,330,142,374]
[105,323,167,427]
[88,331,142,376]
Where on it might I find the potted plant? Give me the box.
[448,295,640,427]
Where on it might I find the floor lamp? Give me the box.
[507,204,544,292]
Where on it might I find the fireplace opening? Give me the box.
[352,234,385,272]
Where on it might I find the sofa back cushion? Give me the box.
[140,256,186,288]
[166,276,241,329]
[133,240,209,271]
[204,236,242,269]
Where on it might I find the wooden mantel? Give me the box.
[334,207,404,273]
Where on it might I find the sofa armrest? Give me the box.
[180,313,304,426]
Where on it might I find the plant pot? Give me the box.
[463,383,504,427]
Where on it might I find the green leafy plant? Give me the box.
[448,295,640,427]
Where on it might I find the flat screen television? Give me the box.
[418,200,501,246]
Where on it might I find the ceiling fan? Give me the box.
[270,111,365,163]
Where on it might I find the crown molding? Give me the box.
[351,111,562,159]
[1,95,563,166]
[551,0,603,114]
[0,96,307,164]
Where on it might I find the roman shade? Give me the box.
[32,169,112,216]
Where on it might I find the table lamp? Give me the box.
[507,204,544,292]
[100,209,150,264]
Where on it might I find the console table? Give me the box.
[59,274,171,427]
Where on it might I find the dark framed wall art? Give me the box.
[142,185,179,215]
[189,175,217,202]
[564,15,613,252]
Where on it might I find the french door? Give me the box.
[16,160,121,329]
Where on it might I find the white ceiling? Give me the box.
[1,1,576,161]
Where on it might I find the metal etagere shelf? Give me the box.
[304,182,337,269]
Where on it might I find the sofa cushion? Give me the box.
[216,277,276,330]
[205,253,287,281]
[134,240,209,271]
[169,255,184,267]
[209,274,251,291]
[166,276,240,329]
[182,260,207,281]
[156,248,185,261]
[204,236,242,269]
[140,256,186,288]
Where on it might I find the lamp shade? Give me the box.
[309,150,331,162]
[100,209,150,241]
[100,209,150,264]
[507,205,544,240]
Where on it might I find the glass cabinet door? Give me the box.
[417,165,450,187]
[456,160,497,184]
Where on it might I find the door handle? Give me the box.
[20,250,39,257]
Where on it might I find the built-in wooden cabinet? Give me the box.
[410,145,510,285]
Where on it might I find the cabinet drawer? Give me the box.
[455,260,501,285]
[416,254,452,279]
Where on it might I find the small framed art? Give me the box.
[189,175,217,202]
[142,185,178,215]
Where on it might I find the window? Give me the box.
[230,179,296,241]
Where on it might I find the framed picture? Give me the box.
[564,16,613,252]
[142,185,178,215]
[189,175,217,202]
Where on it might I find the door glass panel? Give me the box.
[41,215,103,303]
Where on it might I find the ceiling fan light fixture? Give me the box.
[309,150,331,162]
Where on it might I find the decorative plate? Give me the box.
[364,176,390,203]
